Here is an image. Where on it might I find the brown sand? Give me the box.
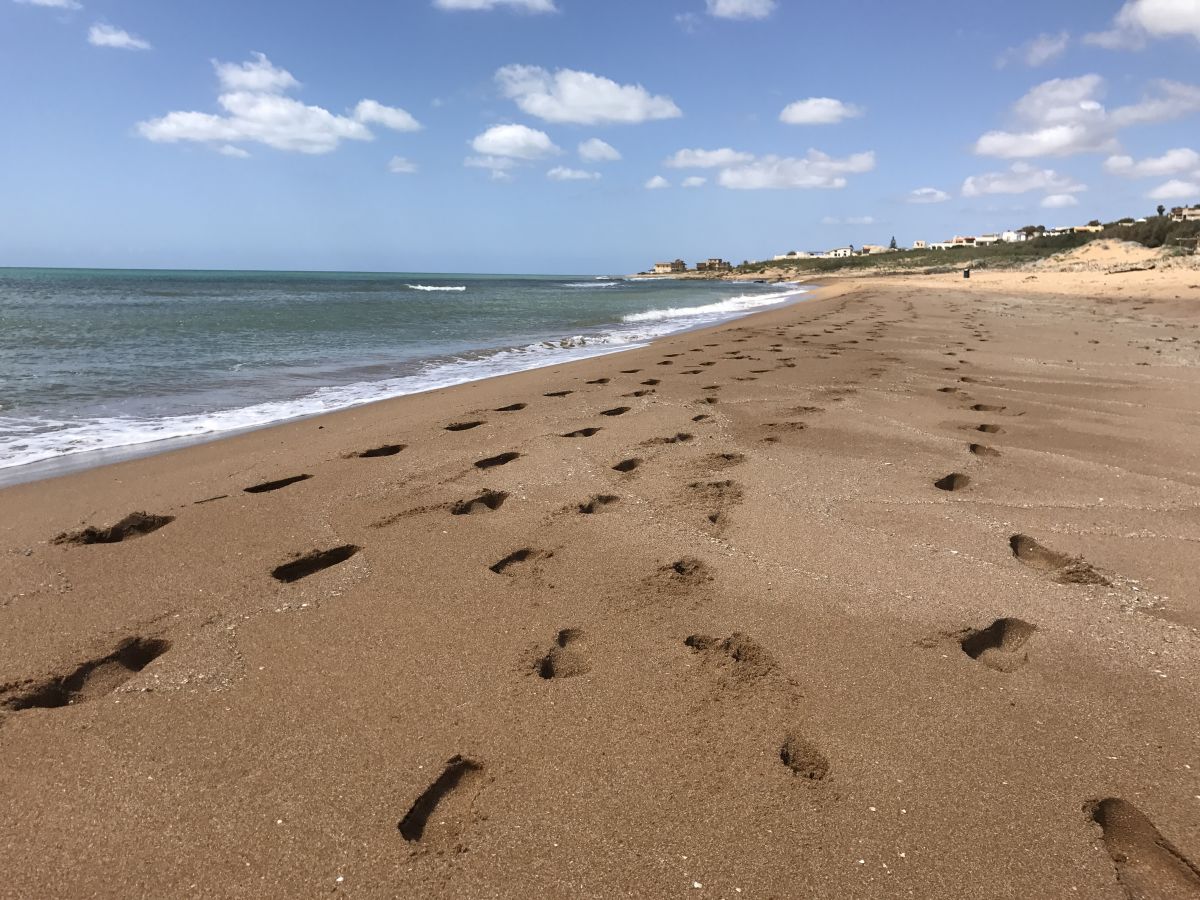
[2,278,1199,898]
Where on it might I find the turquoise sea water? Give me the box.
[0,268,807,479]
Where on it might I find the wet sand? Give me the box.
[2,278,1199,899]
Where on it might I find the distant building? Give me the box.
[773,251,815,261]
[1000,231,1027,243]
[951,235,976,246]
[1074,224,1104,233]
[825,246,854,258]
[1170,205,1200,222]
[859,244,888,255]
[653,259,687,274]
[975,234,1001,246]
[929,242,955,250]
[911,240,928,250]
[696,258,733,272]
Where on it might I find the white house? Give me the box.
[825,246,854,258]
[911,240,928,250]
[1000,230,1027,243]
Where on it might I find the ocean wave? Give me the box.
[407,284,467,292]
[623,288,803,323]
[562,281,620,288]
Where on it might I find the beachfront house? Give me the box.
[825,246,854,258]
[859,244,888,255]
[928,242,955,250]
[1001,231,1027,243]
[912,240,928,250]
[773,251,814,261]
[951,235,976,246]
[696,258,733,272]
[1170,205,1200,223]
[975,234,1001,246]
[653,259,687,274]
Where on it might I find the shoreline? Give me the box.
[2,275,1198,898]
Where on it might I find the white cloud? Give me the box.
[388,156,418,174]
[547,166,600,181]
[779,97,863,125]
[907,187,950,204]
[962,162,1086,196]
[1041,194,1080,208]
[1148,178,1200,200]
[354,99,421,132]
[716,150,876,190]
[974,74,1200,157]
[1085,0,1200,49]
[433,0,556,11]
[578,137,621,162]
[217,144,250,158]
[645,175,670,190]
[470,123,559,159]
[138,53,420,155]
[665,147,754,168]
[682,176,707,188]
[464,156,516,181]
[998,31,1069,67]
[706,0,776,20]
[87,24,150,50]
[14,0,81,8]
[1105,147,1200,177]
[822,216,875,225]
[496,64,681,124]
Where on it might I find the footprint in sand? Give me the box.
[780,732,832,782]
[1010,534,1110,585]
[494,403,527,412]
[244,474,312,494]
[53,512,174,546]
[612,458,642,473]
[1,637,172,711]
[475,452,520,469]
[578,494,619,514]
[452,490,508,515]
[398,756,486,845]
[586,378,610,385]
[969,444,1001,458]
[445,420,485,431]
[1087,798,1200,899]
[272,545,360,583]
[958,618,1036,672]
[644,433,694,446]
[562,427,602,438]
[529,628,591,679]
[600,406,631,417]
[543,391,573,398]
[489,548,551,575]
[934,473,971,492]
[354,443,406,458]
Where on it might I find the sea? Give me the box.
[0,269,810,484]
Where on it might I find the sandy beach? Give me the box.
[2,275,1199,899]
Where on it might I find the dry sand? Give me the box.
[2,277,1199,899]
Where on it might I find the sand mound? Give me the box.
[1031,239,1162,273]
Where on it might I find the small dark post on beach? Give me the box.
[963,268,971,279]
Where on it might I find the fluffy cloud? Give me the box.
[138,55,421,155]
[974,74,1200,157]
[578,137,621,162]
[822,216,875,226]
[14,0,81,8]
[716,150,876,190]
[1148,179,1200,200]
[1105,148,1200,177]
[907,187,950,204]
[496,64,681,124]
[433,0,556,11]
[682,176,707,188]
[388,156,418,174]
[547,166,600,181]
[665,147,754,168]
[779,97,863,125]
[87,24,150,50]
[1041,194,1079,208]
[706,0,776,19]
[997,31,1069,67]
[645,175,670,190]
[471,123,558,159]
[962,162,1086,196]
[218,145,250,158]
[1085,0,1200,48]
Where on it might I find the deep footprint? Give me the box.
[452,490,508,515]
[475,452,520,469]
[490,548,549,575]
[578,494,619,514]
[934,473,971,492]
[532,628,591,679]
[495,403,527,412]
[969,444,1001,457]
[54,512,175,546]
[244,474,312,494]
[562,427,602,438]
[445,421,484,431]
[780,732,831,782]
[1088,798,1200,899]
[600,406,631,417]
[612,458,642,473]
[272,545,360,583]
[1010,534,1109,585]
[959,618,1036,672]
[0,637,171,711]
[398,756,485,843]
[356,444,406,458]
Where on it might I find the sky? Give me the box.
[1,0,1199,274]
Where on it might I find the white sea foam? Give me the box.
[563,281,619,287]
[407,284,466,292]
[0,283,808,475]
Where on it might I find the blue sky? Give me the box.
[1,0,1199,273]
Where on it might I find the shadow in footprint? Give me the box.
[356,444,406,458]
[543,390,573,398]
[475,452,520,470]
[244,474,311,494]
[976,424,1004,434]
[586,378,610,385]
[1088,798,1200,898]
[780,732,831,782]
[495,403,527,412]
[959,618,1035,672]
[969,444,1001,458]
[445,421,484,432]
[1010,534,1109,585]
[272,545,360,583]
[398,756,485,843]
[562,427,601,438]
[532,628,591,679]
[934,473,971,492]
[1,637,171,711]
[490,548,550,575]
[579,494,618,514]
[613,458,641,473]
[54,512,175,546]
[452,490,508,515]
[600,407,631,417]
